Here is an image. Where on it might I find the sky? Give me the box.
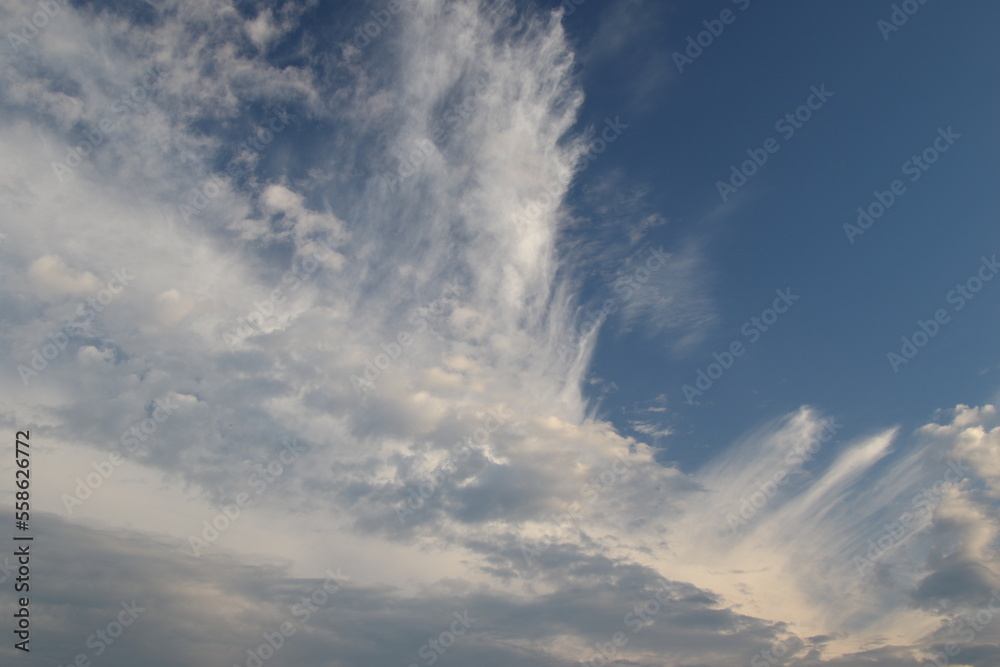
[1,0,999,666]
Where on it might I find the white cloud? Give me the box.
[27,254,103,296]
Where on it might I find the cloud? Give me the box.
[581,0,673,111]
[921,404,1000,497]
[567,175,718,354]
[2,1,1000,666]
[629,419,673,438]
[27,254,103,296]
[618,238,718,352]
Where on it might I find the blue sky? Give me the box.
[557,0,1000,470]
[2,1,1000,666]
